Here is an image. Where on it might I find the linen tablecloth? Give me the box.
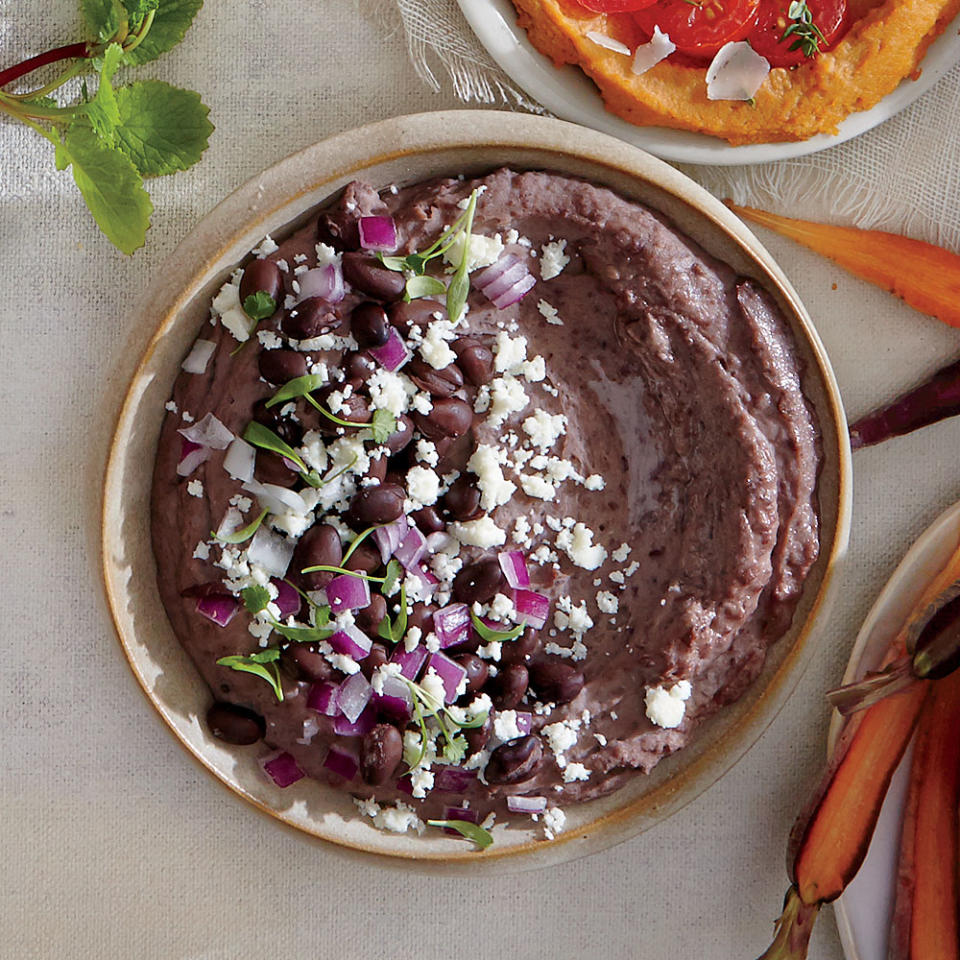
[3,1,960,957]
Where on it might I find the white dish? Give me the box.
[831,500,960,959]
[456,0,960,165]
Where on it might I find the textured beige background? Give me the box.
[3,1,960,958]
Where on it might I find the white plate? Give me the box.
[831,500,960,960]
[456,0,960,165]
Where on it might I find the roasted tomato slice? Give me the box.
[578,0,659,10]
[632,0,761,58]
[748,0,848,67]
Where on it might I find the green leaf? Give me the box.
[376,254,407,272]
[266,374,327,409]
[82,0,125,41]
[216,653,284,701]
[382,559,402,597]
[122,0,159,29]
[370,408,397,445]
[470,612,524,644]
[242,290,276,321]
[113,80,213,177]
[427,819,493,850]
[445,271,470,325]
[405,275,446,300]
[442,735,468,763]
[241,583,271,614]
[57,123,153,255]
[212,507,267,544]
[271,622,335,645]
[124,0,202,64]
[85,42,124,144]
[242,421,306,471]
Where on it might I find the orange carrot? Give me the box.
[889,668,960,960]
[727,205,960,330]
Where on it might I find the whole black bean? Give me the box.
[351,302,390,349]
[360,723,404,786]
[388,298,445,335]
[291,524,343,590]
[360,642,390,680]
[343,351,376,383]
[355,594,388,637]
[281,297,338,340]
[490,663,529,710]
[453,558,505,605]
[348,482,405,525]
[453,337,495,386]
[412,506,444,534]
[407,357,464,397]
[384,414,414,454]
[250,401,303,447]
[454,653,488,696]
[344,541,382,575]
[442,474,483,521]
[342,253,405,301]
[282,645,335,683]
[465,715,492,756]
[258,349,307,385]
[239,258,282,307]
[253,452,299,488]
[484,735,543,785]
[500,627,542,667]
[412,397,473,440]
[365,453,388,485]
[316,390,371,436]
[529,659,585,705]
[317,210,360,251]
[207,702,266,745]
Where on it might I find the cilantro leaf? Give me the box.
[241,583,271,614]
[470,612,524,644]
[266,374,328,408]
[427,819,493,850]
[124,0,202,65]
[370,408,397,444]
[82,0,125,41]
[216,651,284,701]
[56,123,153,255]
[405,275,446,301]
[442,735,468,763]
[212,507,267,544]
[84,42,124,144]
[113,79,213,176]
[242,290,276,321]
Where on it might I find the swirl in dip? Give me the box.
[151,169,821,842]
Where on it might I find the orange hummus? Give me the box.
[511,0,960,143]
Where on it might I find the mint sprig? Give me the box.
[0,0,211,254]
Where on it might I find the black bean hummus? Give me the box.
[151,169,821,841]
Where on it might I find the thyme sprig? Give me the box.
[781,0,827,57]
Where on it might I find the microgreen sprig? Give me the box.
[781,0,827,57]
[212,507,268,544]
[241,421,324,488]
[216,647,284,701]
[471,611,525,644]
[0,0,213,253]
[377,582,408,644]
[400,675,489,768]
[426,819,494,850]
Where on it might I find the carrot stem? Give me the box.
[756,888,820,960]
[728,204,960,330]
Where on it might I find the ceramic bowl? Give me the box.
[102,110,852,872]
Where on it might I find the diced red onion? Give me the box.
[475,254,518,293]
[328,623,373,660]
[260,751,304,788]
[434,767,478,792]
[433,603,472,649]
[223,437,255,482]
[514,711,533,736]
[323,744,358,780]
[296,263,344,303]
[513,589,550,629]
[358,215,398,252]
[368,326,410,372]
[395,526,427,570]
[373,517,407,565]
[441,806,478,828]
[307,680,339,716]
[246,526,295,578]
[181,338,216,374]
[196,594,238,627]
[334,701,377,736]
[405,564,439,599]
[498,550,530,589]
[281,457,302,474]
[325,574,372,614]
[425,652,467,704]
[491,273,536,310]
[270,578,301,620]
[476,256,528,301]
[177,438,211,477]
[178,412,234,450]
[389,643,428,680]
[336,671,372,723]
[374,675,413,723]
[242,479,308,517]
[506,795,547,814]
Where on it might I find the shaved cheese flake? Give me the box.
[631,27,676,76]
[706,41,770,101]
[585,31,631,56]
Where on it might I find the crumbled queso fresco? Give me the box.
[152,169,822,850]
